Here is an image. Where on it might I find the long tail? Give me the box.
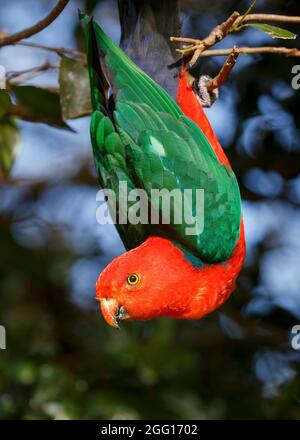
[118,0,180,99]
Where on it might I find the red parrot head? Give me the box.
[96,228,245,327]
[96,237,196,327]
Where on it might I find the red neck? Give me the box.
[177,223,245,319]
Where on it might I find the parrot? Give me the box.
[80,1,245,328]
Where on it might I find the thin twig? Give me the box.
[7,62,59,84]
[170,8,300,96]
[170,11,240,66]
[16,41,86,61]
[239,13,300,25]
[206,47,239,91]
[0,0,70,47]
[170,36,204,44]
[171,11,300,67]
[200,46,300,57]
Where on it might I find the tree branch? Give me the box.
[16,41,86,62]
[171,11,300,67]
[240,13,300,25]
[170,11,240,66]
[0,0,70,47]
[200,46,300,57]
[206,47,239,91]
[7,62,59,84]
[170,9,300,98]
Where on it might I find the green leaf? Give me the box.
[0,90,12,119]
[241,0,257,23]
[0,116,20,178]
[230,0,257,32]
[59,57,92,121]
[11,85,72,130]
[244,23,297,39]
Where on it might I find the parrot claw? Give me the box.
[193,74,219,108]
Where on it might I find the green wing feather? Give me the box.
[81,14,242,263]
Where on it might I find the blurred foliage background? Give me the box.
[0,0,300,419]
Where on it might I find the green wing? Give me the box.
[81,14,242,263]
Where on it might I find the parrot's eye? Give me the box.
[126,273,140,286]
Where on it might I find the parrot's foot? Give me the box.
[193,75,219,108]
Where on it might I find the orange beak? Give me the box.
[99,298,130,328]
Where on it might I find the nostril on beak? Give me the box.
[116,305,130,321]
